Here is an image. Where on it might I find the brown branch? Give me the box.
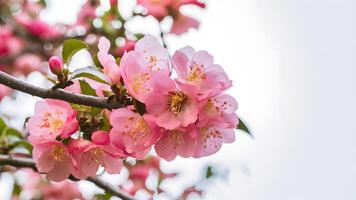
[0,155,135,200]
[0,71,123,109]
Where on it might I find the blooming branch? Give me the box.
[0,71,123,109]
[0,155,135,200]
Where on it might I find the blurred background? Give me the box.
[1,0,356,199]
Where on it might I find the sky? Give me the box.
[1,0,356,199]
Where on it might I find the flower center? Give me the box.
[169,130,184,149]
[188,63,206,81]
[167,91,187,115]
[132,72,151,93]
[126,118,151,143]
[50,145,67,162]
[90,147,104,164]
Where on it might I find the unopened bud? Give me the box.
[48,56,63,76]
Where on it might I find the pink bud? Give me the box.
[48,56,63,75]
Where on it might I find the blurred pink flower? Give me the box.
[0,85,11,101]
[172,46,232,100]
[98,37,121,85]
[42,181,83,200]
[145,75,199,130]
[31,139,74,182]
[27,99,78,140]
[115,40,136,57]
[15,14,61,39]
[14,53,43,75]
[170,13,199,35]
[76,1,97,30]
[136,0,171,19]
[68,136,123,179]
[120,34,169,102]
[0,26,23,57]
[109,108,161,159]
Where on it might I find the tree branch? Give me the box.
[0,155,135,200]
[0,71,123,109]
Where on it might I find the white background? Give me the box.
[1,0,356,199]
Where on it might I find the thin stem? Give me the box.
[0,71,123,109]
[0,155,135,200]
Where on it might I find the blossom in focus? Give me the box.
[193,123,235,158]
[31,139,74,182]
[120,34,170,102]
[68,133,123,179]
[98,37,121,85]
[199,94,239,128]
[27,99,78,140]
[154,127,197,161]
[172,46,232,100]
[14,53,43,75]
[109,108,161,159]
[145,74,199,130]
[170,13,199,35]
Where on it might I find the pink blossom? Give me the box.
[199,94,238,128]
[136,0,170,19]
[115,40,136,57]
[76,1,97,30]
[68,135,123,179]
[109,108,161,159]
[42,181,83,200]
[154,127,197,161]
[145,75,199,130]
[27,99,78,140]
[31,139,74,182]
[48,56,63,76]
[0,85,11,101]
[14,53,43,75]
[172,46,232,100]
[120,34,169,102]
[170,13,199,35]
[193,124,235,158]
[15,14,61,39]
[0,26,23,57]
[98,37,121,85]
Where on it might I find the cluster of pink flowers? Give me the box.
[27,34,237,181]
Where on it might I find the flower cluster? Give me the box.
[27,34,238,181]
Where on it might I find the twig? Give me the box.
[0,155,135,200]
[0,71,123,109]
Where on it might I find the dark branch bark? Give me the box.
[0,155,135,200]
[0,71,123,109]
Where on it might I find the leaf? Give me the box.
[10,140,33,153]
[6,128,23,138]
[0,118,6,131]
[133,99,146,115]
[79,80,97,96]
[206,166,214,179]
[236,118,253,138]
[62,39,88,63]
[93,55,103,69]
[71,67,109,84]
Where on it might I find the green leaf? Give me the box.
[79,80,97,96]
[71,67,109,85]
[62,39,88,63]
[10,140,33,153]
[236,118,253,138]
[133,99,146,115]
[0,118,6,131]
[95,193,112,200]
[6,128,23,138]
[206,166,214,179]
[93,55,103,69]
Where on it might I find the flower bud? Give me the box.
[48,56,63,76]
